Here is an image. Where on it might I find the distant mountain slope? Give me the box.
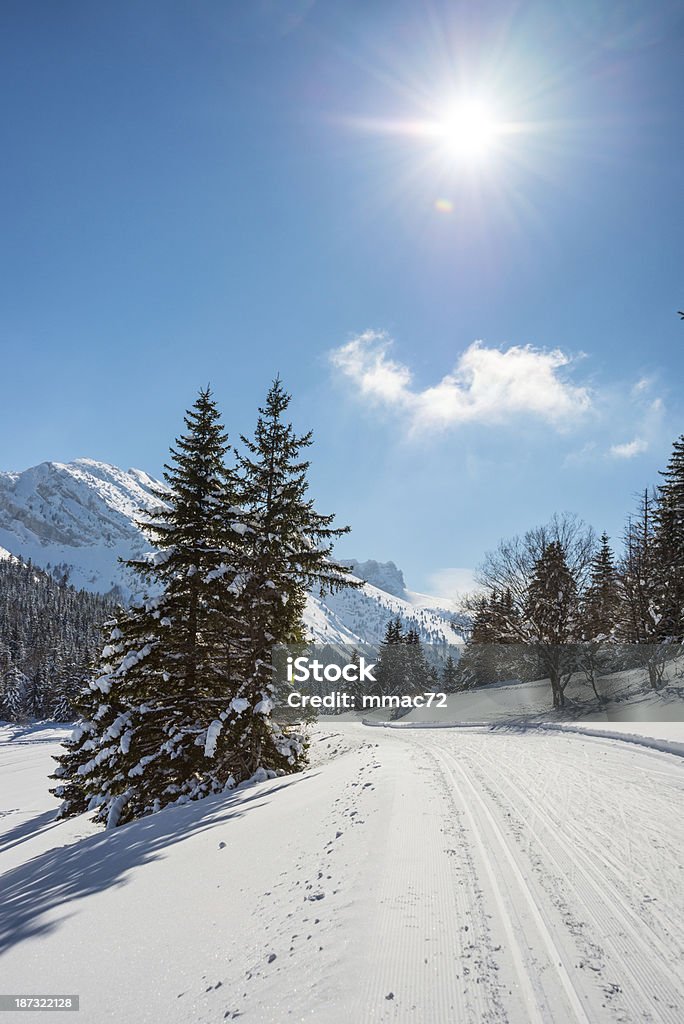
[0,459,464,644]
[309,578,464,645]
[340,559,407,598]
[0,460,161,596]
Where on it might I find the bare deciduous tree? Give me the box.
[473,513,597,707]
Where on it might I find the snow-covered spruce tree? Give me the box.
[581,533,621,640]
[211,377,359,779]
[460,589,523,686]
[0,667,28,722]
[373,617,407,697]
[404,628,429,693]
[51,388,248,826]
[577,533,621,700]
[654,435,684,641]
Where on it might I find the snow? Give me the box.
[307,574,464,646]
[1,716,683,1023]
[253,698,274,715]
[204,719,223,758]
[229,697,251,715]
[0,458,463,643]
[388,659,684,727]
[340,558,407,597]
[0,459,163,597]
[105,791,131,829]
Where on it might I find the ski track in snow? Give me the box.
[0,723,682,1023]
[414,731,684,1023]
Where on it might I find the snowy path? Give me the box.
[0,722,683,1023]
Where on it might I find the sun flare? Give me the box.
[433,97,502,163]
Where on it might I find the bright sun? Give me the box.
[433,98,502,163]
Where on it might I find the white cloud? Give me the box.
[330,331,591,433]
[425,567,480,601]
[609,438,649,459]
[632,377,651,395]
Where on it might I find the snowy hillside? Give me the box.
[0,459,161,596]
[309,577,464,645]
[388,661,684,726]
[2,718,683,1022]
[0,459,463,644]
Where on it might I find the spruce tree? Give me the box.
[404,627,428,693]
[462,590,521,686]
[619,489,660,643]
[525,540,579,707]
[51,388,247,826]
[582,533,621,640]
[223,377,358,778]
[441,653,460,692]
[373,616,406,696]
[654,435,684,640]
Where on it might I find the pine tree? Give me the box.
[1,667,27,721]
[441,653,460,692]
[620,489,661,644]
[51,388,248,826]
[225,377,359,778]
[654,435,684,640]
[0,554,113,723]
[582,533,621,640]
[525,541,579,707]
[461,589,521,686]
[373,616,406,696]
[404,627,428,693]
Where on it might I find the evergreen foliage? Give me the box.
[52,382,357,827]
[654,434,684,640]
[463,433,684,704]
[582,533,621,640]
[226,377,358,773]
[0,556,113,722]
[620,489,661,644]
[373,617,430,695]
[440,654,460,692]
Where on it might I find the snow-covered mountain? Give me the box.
[307,579,463,645]
[0,459,464,644]
[341,558,407,597]
[0,460,161,597]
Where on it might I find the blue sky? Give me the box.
[1,0,683,594]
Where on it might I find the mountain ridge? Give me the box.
[0,459,464,645]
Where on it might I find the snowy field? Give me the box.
[391,663,684,727]
[1,718,683,1023]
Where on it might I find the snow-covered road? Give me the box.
[1,722,682,1023]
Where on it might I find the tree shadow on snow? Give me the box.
[0,809,63,855]
[0,772,317,954]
